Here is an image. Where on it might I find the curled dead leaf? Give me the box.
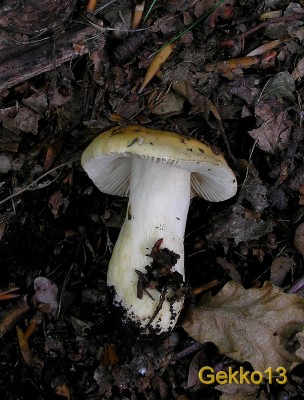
[270,257,294,286]
[0,296,30,339]
[204,57,259,79]
[132,0,145,30]
[138,44,174,94]
[44,140,63,171]
[171,80,221,128]
[183,281,304,373]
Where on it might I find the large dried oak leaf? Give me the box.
[183,281,304,372]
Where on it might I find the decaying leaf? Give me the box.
[215,383,258,400]
[104,343,119,367]
[207,204,273,246]
[186,345,222,389]
[22,93,48,113]
[216,257,242,285]
[0,286,19,301]
[183,281,304,372]
[70,316,93,336]
[171,80,221,127]
[248,110,293,154]
[138,44,174,94]
[261,71,295,102]
[204,56,259,79]
[246,38,287,57]
[237,161,269,213]
[150,90,185,115]
[48,190,64,219]
[0,296,30,339]
[194,0,235,33]
[270,257,294,286]
[44,140,63,171]
[33,277,59,317]
[16,324,32,365]
[291,57,304,80]
[13,106,40,135]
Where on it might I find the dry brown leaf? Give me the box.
[44,140,63,171]
[183,281,304,373]
[22,93,48,113]
[292,57,304,80]
[216,257,242,285]
[0,222,5,241]
[207,204,273,246]
[48,190,64,219]
[0,296,30,338]
[0,286,19,301]
[262,72,295,102]
[187,347,208,388]
[138,44,174,94]
[16,325,32,365]
[171,80,221,127]
[13,106,40,135]
[24,320,38,340]
[104,343,119,367]
[246,38,287,57]
[204,57,259,79]
[194,0,235,33]
[248,110,293,154]
[55,383,71,400]
[270,257,294,286]
[86,0,97,12]
[216,383,258,400]
[132,0,145,30]
[151,90,184,115]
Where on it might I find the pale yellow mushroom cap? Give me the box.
[81,125,237,201]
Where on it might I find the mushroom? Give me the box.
[81,125,237,333]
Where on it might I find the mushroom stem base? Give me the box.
[107,158,191,332]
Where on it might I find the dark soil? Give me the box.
[1,0,304,399]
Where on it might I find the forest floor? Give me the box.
[1,0,304,399]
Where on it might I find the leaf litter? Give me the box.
[1,0,304,399]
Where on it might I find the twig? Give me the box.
[193,279,221,295]
[0,162,70,207]
[219,126,236,165]
[220,14,302,47]
[94,0,117,15]
[171,341,205,361]
[146,288,167,328]
[0,26,102,91]
[79,14,148,33]
[238,131,261,189]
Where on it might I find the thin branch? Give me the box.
[221,14,302,47]
[0,162,70,206]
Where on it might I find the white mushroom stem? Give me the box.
[107,157,191,332]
